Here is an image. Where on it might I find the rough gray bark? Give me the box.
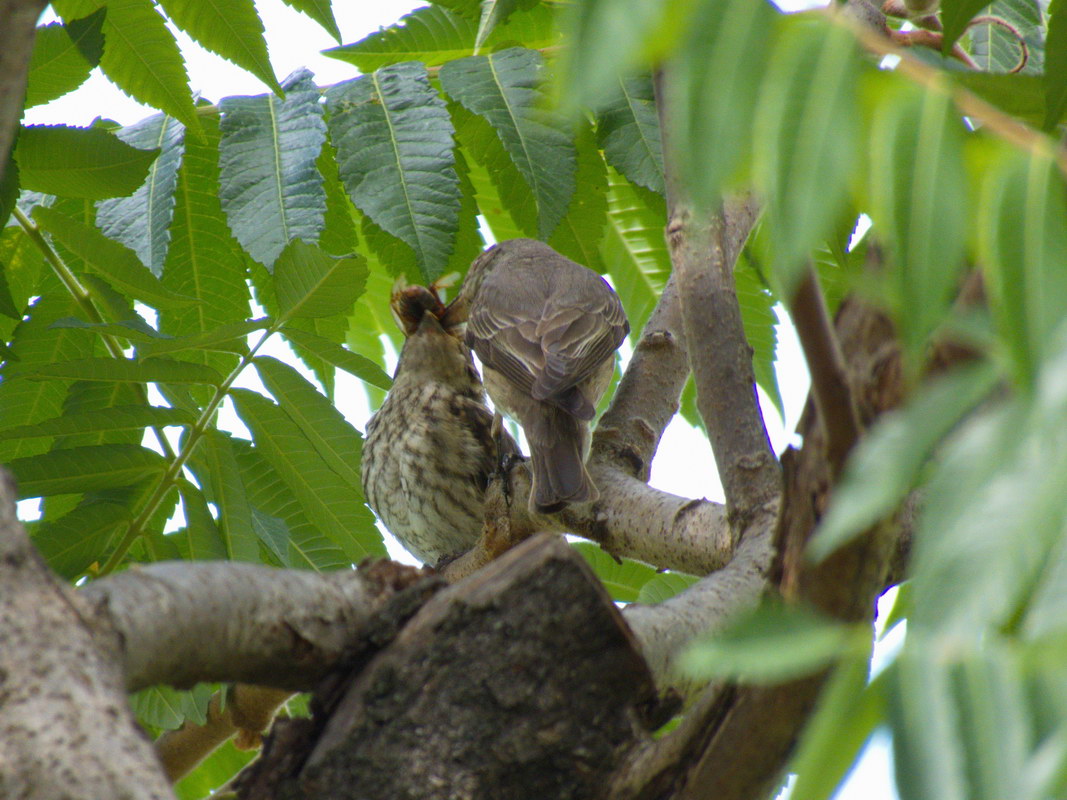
[238,535,663,800]
[0,0,47,185]
[0,470,176,800]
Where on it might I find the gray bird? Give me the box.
[445,239,629,513]
[361,283,519,565]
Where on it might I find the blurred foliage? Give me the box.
[4,0,1067,796]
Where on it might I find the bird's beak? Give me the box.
[440,294,469,329]
[417,309,446,334]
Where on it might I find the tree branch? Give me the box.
[82,559,439,693]
[0,0,47,186]
[0,469,176,800]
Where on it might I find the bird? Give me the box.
[361,282,520,566]
[444,239,629,514]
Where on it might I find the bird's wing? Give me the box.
[531,279,629,403]
[465,285,541,395]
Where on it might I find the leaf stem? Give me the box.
[97,326,278,576]
[14,206,179,462]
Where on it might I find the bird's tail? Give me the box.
[527,407,597,514]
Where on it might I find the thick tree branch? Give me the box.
[0,469,175,800]
[82,559,438,693]
[0,0,46,185]
[791,267,863,478]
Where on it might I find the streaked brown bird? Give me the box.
[445,239,629,513]
[361,283,519,565]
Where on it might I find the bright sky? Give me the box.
[21,3,898,798]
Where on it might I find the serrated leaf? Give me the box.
[547,123,607,272]
[15,124,160,199]
[571,541,657,602]
[140,318,266,357]
[274,240,367,320]
[968,0,1044,76]
[596,75,664,196]
[600,167,670,336]
[174,740,256,800]
[33,205,192,309]
[327,62,461,281]
[475,0,526,49]
[942,0,995,53]
[280,0,340,41]
[0,295,95,462]
[809,362,999,562]
[670,0,774,207]
[681,599,865,683]
[8,443,168,497]
[160,110,250,384]
[754,19,858,297]
[978,150,1067,386]
[187,430,259,562]
[230,388,384,562]
[325,3,558,72]
[254,356,364,490]
[232,439,351,570]
[635,572,699,604]
[158,0,280,94]
[15,356,222,385]
[1044,0,1067,130]
[441,47,575,240]
[52,0,199,129]
[219,69,327,270]
[178,479,228,560]
[24,14,101,109]
[735,255,782,419]
[96,113,186,277]
[280,326,392,389]
[0,405,192,442]
[32,499,128,579]
[129,683,214,731]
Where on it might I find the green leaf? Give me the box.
[942,0,995,54]
[230,389,384,562]
[788,656,886,800]
[129,683,215,731]
[254,356,364,490]
[15,124,160,199]
[889,652,969,800]
[596,74,664,196]
[24,14,102,109]
[571,541,657,602]
[96,113,186,277]
[978,150,1067,386]
[735,253,782,419]
[1044,0,1067,130]
[233,440,351,570]
[669,0,774,207]
[635,572,699,604]
[157,0,280,94]
[160,110,250,384]
[33,205,192,309]
[140,318,266,357]
[280,0,340,42]
[869,84,968,366]
[809,362,999,562]
[8,443,168,497]
[32,499,128,579]
[968,0,1044,76]
[327,62,461,281]
[178,480,229,560]
[558,0,673,112]
[52,0,199,129]
[49,316,170,347]
[753,18,858,297]
[681,600,864,683]
[274,240,367,321]
[0,295,95,463]
[0,405,192,442]
[547,122,608,272]
[953,72,1046,128]
[219,69,327,270]
[186,430,259,562]
[325,3,558,72]
[15,356,222,385]
[600,167,670,336]
[440,47,576,241]
[174,740,256,800]
[279,326,392,390]
[475,0,527,49]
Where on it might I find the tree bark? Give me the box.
[0,0,46,185]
